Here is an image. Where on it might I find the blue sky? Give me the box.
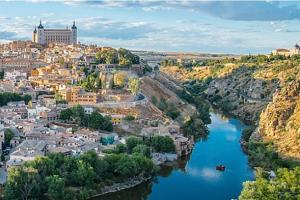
[1,1,300,54]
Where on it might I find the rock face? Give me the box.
[259,81,300,159]
[140,74,197,118]
[205,66,277,123]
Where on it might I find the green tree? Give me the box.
[71,104,85,125]
[128,78,140,96]
[239,167,300,200]
[4,166,40,200]
[96,48,119,64]
[59,108,73,121]
[4,129,14,145]
[126,136,142,153]
[133,144,151,158]
[150,136,175,153]
[46,175,66,200]
[115,144,127,154]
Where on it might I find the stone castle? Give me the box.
[32,20,77,45]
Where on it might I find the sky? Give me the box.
[1,0,300,54]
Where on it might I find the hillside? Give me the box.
[160,55,300,160]
[259,81,300,159]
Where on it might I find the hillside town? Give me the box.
[0,22,196,188]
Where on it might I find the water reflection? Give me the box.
[94,112,254,200]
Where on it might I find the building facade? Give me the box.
[32,20,77,45]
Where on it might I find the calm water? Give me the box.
[95,112,254,200]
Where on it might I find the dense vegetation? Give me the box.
[60,105,113,131]
[4,151,156,200]
[96,48,139,66]
[0,92,32,106]
[125,136,175,154]
[79,72,102,92]
[239,167,300,200]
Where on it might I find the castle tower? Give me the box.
[32,26,37,43]
[71,21,77,45]
[37,20,45,44]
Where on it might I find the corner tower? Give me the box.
[71,21,77,45]
[37,20,45,44]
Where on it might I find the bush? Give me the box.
[241,126,256,142]
[124,115,135,121]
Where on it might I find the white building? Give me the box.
[32,20,77,45]
[4,70,27,81]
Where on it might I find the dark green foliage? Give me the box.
[182,115,208,138]
[126,135,175,154]
[248,142,283,170]
[0,92,32,106]
[118,48,140,66]
[143,65,152,74]
[150,136,175,153]
[4,151,156,200]
[4,129,14,146]
[59,108,73,121]
[151,96,158,105]
[115,144,127,154]
[133,144,151,157]
[157,98,180,120]
[126,136,142,153]
[241,126,256,142]
[124,115,135,121]
[59,105,113,131]
[0,70,4,79]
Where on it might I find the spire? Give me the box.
[72,20,77,29]
[33,26,37,33]
[38,19,44,29]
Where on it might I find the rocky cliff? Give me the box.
[259,81,300,159]
[205,66,277,123]
[159,56,300,160]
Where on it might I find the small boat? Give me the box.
[216,165,226,171]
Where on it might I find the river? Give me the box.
[95,112,254,200]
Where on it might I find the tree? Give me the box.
[128,78,140,96]
[126,136,142,153]
[118,48,140,66]
[4,129,14,145]
[239,167,300,200]
[4,166,40,200]
[96,48,119,64]
[115,144,127,154]
[71,104,85,125]
[0,92,32,106]
[114,72,127,87]
[59,108,73,121]
[124,115,135,121]
[150,136,175,153]
[46,175,66,200]
[0,70,4,79]
[151,96,158,105]
[133,144,151,158]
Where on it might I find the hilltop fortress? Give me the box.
[32,20,77,45]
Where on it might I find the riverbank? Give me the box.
[93,111,254,200]
[90,176,152,199]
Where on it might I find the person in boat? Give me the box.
[216,165,226,171]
